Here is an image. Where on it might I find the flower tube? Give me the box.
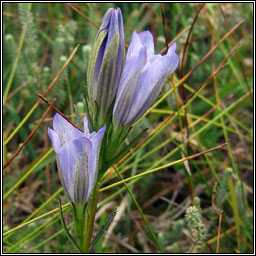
[87,8,125,129]
[48,113,106,204]
[113,31,179,127]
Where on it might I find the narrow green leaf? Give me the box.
[89,207,118,253]
[58,199,82,253]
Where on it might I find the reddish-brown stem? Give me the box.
[66,3,100,28]
[160,3,169,51]
[38,94,83,132]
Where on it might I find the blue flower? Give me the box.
[113,31,179,127]
[87,8,125,129]
[48,114,106,204]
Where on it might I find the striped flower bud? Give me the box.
[87,8,125,129]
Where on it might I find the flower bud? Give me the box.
[87,8,125,129]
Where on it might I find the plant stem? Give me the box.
[60,200,81,253]
[73,203,87,252]
[83,181,100,252]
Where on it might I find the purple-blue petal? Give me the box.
[115,46,147,103]
[117,8,124,48]
[56,136,92,203]
[106,9,119,49]
[97,8,113,37]
[137,31,154,57]
[92,35,108,97]
[126,31,144,59]
[125,52,179,124]
[72,137,92,203]
[52,113,83,146]
[83,115,90,137]
[87,124,106,199]
[167,42,177,55]
[113,46,147,124]
[48,128,61,152]
[127,31,154,60]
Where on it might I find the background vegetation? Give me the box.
[3,3,253,253]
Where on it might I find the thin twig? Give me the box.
[66,3,100,28]
[38,94,83,132]
[160,3,169,50]
[180,3,205,78]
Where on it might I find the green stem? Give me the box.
[84,181,100,252]
[59,200,81,253]
[72,203,87,252]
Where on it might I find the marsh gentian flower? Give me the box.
[113,31,179,127]
[48,114,106,204]
[87,8,125,129]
